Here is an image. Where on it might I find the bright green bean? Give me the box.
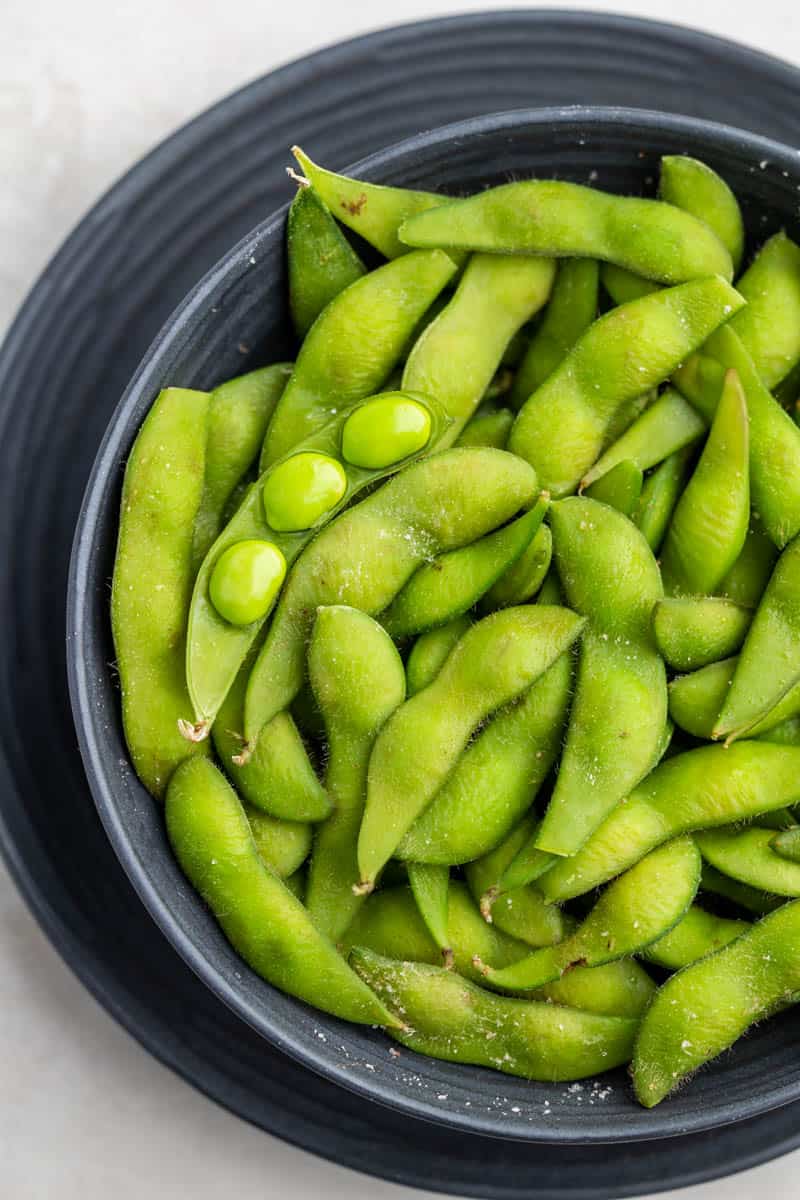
[510,259,599,407]
[262,452,347,532]
[696,827,800,896]
[580,388,705,490]
[480,524,552,610]
[654,597,752,671]
[287,185,366,338]
[341,393,432,468]
[643,904,748,970]
[208,539,287,626]
[405,617,471,697]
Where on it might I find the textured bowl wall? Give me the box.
[69,108,800,1143]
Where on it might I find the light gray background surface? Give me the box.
[3,2,800,1196]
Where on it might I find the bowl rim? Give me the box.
[67,104,800,1143]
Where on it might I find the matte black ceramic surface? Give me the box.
[69,107,800,1144]
[2,12,800,1196]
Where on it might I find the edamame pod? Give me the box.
[539,743,800,903]
[405,617,471,697]
[669,656,800,740]
[243,448,539,745]
[660,369,750,596]
[771,827,800,863]
[601,263,658,306]
[580,388,705,490]
[584,459,643,515]
[165,758,400,1027]
[510,258,599,407]
[287,186,366,338]
[633,900,800,1107]
[479,524,552,611]
[402,253,556,443]
[653,597,752,671]
[695,827,800,897]
[730,232,800,388]
[536,497,667,857]
[192,365,293,568]
[357,605,585,890]
[485,819,557,903]
[509,277,744,496]
[247,807,312,879]
[111,388,212,798]
[455,405,513,449]
[185,391,448,740]
[261,250,457,466]
[407,862,452,966]
[351,949,639,1083]
[718,521,778,606]
[659,155,745,272]
[643,904,748,970]
[399,181,734,282]
[478,838,700,991]
[714,536,800,741]
[397,651,573,866]
[306,606,406,941]
[700,863,782,915]
[633,448,693,552]
[381,496,549,638]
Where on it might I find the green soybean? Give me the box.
[633,900,800,1107]
[654,597,752,671]
[407,862,452,965]
[262,452,347,532]
[402,253,556,443]
[351,949,639,1083]
[539,743,800,903]
[719,521,778,606]
[287,186,366,338]
[358,605,585,890]
[165,758,400,1027]
[510,258,599,407]
[243,447,539,746]
[480,524,553,610]
[633,448,693,552]
[478,838,700,991]
[247,807,312,879]
[536,497,667,857]
[508,277,744,496]
[306,606,406,941]
[405,617,472,697]
[659,155,745,272]
[643,904,749,970]
[111,388,211,798]
[455,405,513,449]
[341,392,432,468]
[208,539,287,626]
[584,459,643,515]
[669,656,800,741]
[399,180,733,282]
[601,263,658,306]
[381,496,549,638]
[700,863,783,916]
[696,827,800,897]
[660,369,750,596]
[730,232,800,388]
[580,388,705,490]
[261,249,457,466]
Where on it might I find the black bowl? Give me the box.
[68,107,800,1143]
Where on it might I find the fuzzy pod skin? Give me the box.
[718,522,778,607]
[660,368,750,596]
[659,155,745,272]
[261,250,457,467]
[397,650,573,866]
[407,862,452,962]
[510,258,599,407]
[357,605,585,889]
[601,263,659,306]
[405,617,472,697]
[111,388,212,798]
[643,904,749,970]
[580,388,706,490]
[350,948,639,1084]
[538,743,800,904]
[399,180,733,283]
[632,900,800,1107]
[508,276,744,496]
[536,497,667,857]
[583,459,643,515]
[480,524,553,610]
[669,656,800,741]
[633,448,694,553]
[700,864,783,916]
[730,232,800,389]
[287,186,366,338]
[246,807,312,879]
[165,758,400,1028]
[653,597,752,672]
[402,253,556,444]
[479,838,700,991]
[305,606,406,942]
[695,827,800,897]
[243,448,540,745]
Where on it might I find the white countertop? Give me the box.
[3,2,800,1197]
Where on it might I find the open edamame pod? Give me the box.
[261,250,457,466]
[357,605,585,891]
[399,180,734,282]
[111,388,212,798]
[405,617,471,697]
[510,258,599,407]
[402,253,556,444]
[695,827,800,897]
[381,495,549,638]
[536,497,667,857]
[398,651,573,866]
[633,447,693,553]
[730,232,800,389]
[714,536,800,741]
[185,391,448,741]
[633,900,800,1107]
[660,368,750,596]
[407,862,452,967]
[351,948,639,1083]
[287,185,366,338]
[305,606,406,941]
[654,597,752,672]
[539,743,800,904]
[192,364,293,569]
[479,524,552,611]
[477,838,700,991]
[583,459,643,515]
[509,277,744,496]
[165,758,400,1028]
[643,904,749,971]
[580,388,706,491]
[243,447,539,747]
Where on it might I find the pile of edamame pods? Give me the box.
[111,145,800,1110]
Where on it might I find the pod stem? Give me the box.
[177,718,210,743]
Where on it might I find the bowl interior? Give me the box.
[68,107,800,1143]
